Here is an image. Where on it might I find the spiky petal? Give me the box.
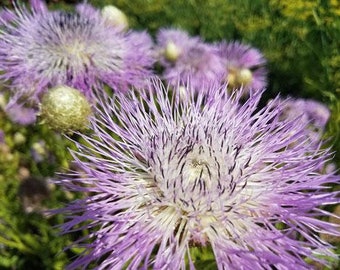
[58,80,339,269]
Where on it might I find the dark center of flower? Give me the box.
[148,126,248,214]
[145,124,254,245]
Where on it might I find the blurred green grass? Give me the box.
[0,0,339,269]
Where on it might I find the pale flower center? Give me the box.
[147,127,253,245]
[237,68,253,85]
[101,5,129,29]
[61,39,91,66]
[164,41,181,62]
[227,67,253,88]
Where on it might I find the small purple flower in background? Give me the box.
[279,98,330,130]
[156,28,225,91]
[269,97,332,174]
[0,0,154,107]
[5,102,37,125]
[1,88,37,125]
[273,97,330,146]
[217,41,267,94]
[58,79,339,269]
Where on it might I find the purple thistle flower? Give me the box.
[156,28,225,91]
[278,98,330,131]
[273,97,331,147]
[58,79,339,269]
[5,102,37,125]
[0,0,154,105]
[217,41,267,94]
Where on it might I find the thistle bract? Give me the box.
[58,80,339,269]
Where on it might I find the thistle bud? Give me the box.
[39,86,91,133]
[101,5,129,30]
[237,68,253,86]
[164,41,181,62]
[13,132,26,145]
[227,68,253,89]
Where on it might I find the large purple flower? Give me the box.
[0,0,154,106]
[217,41,267,94]
[156,28,225,91]
[58,80,339,269]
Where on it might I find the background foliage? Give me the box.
[0,0,339,269]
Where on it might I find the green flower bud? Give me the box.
[39,86,91,133]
